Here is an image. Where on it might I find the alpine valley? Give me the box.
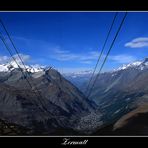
[64,57,148,135]
[0,57,148,135]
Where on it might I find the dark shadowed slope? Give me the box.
[112,104,148,135]
[92,104,148,135]
[0,64,100,135]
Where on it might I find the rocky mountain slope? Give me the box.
[93,104,148,135]
[64,58,148,126]
[91,58,148,123]
[112,104,148,135]
[0,62,100,135]
[1,57,148,135]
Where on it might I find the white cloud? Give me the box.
[11,36,137,65]
[13,53,31,63]
[0,51,137,74]
[125,37,148,48]
[80,60,92,64]
[0,55,9,64]
[54,48,70,54]
[109,54,137,63]
[0,53,31,65]
[51,49,100,64]
[51,48,136,65]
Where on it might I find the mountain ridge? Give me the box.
[0,65,100,135]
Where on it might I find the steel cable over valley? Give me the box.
[86,12,128,99]
[85,12,118,94]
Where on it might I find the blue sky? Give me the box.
[0,12,147,73]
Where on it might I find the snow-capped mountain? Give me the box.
[62,58,148,126]
[0,57,148,135]
[0,61,45,73]
[87,58,148,124]
[0,63,100,135]
[114,57,148,71]
[64,58,148,93]
[115,61,142,71]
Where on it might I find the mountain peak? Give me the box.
[143,57,148,64]
[0,62,45,73]
[113,57,148,72]
[115,61,142,71]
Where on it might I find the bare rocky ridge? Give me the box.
[64,57,148,135]
[0,57,148,135]
[0,65,99,135]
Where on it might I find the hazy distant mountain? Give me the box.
[0,62,101,135]
[63,70,93,93]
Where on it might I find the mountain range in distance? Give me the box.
[64,57,148,134]
[0,61,101,135]
[0,57,148,135]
